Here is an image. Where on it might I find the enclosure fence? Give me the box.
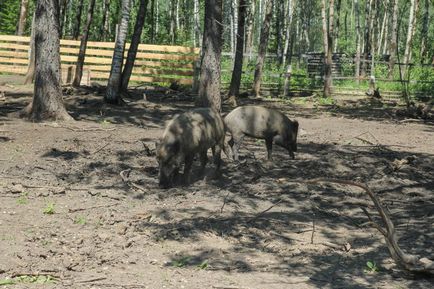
[0,34,200,86]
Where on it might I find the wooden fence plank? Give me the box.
[0,50,28,58]
[0,43,29,51]
[0,35,30,43]
[0,64,27,74]
[0,57,29,64]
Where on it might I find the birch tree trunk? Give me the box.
[22,0,72,121]
[16,0,29,36]
[387,0,398,79]
[150,0,155,43]
[282,0,294,66]
[244,0,255,59]
[402,0,419,78]
[333,0,341,52]
[193,0,200,47]
[252,0,273,98]
[197,0,223,112]
[354,0,361,84]
[104,0,131,104]
[322,0,334,98]
[121,0,149,91]
[73,0,96,87]
[100,0,110,41]
[73,0,84,40]
[227,0,246,105]
[361,0,372,78]
[59,0,69,37]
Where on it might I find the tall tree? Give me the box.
[59,0,69,37]
[282,0,295,66]
[197,0,223,112]
[105,0,131,104]
[252,0,273,98]
[321,0,335,98]
[419,0,429,63]
[387,0,398,78]
[24,11,36,85]
[361,0,372,77]
[73,0,96,87]
[227,0,246,106]
[244,0,255,58]
[22,0,72,121]
[121,0,149,91]
[72,0,84,39]
[16,0,29,36]
[354,0,361,84]
[401,0,419,79]
[99,0,110,41]
[193,0,200,47]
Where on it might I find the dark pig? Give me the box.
[224,106,299,161]
[157,108,225,188]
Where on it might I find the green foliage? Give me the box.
[171,256,191,268]
[197,260,209,270]
[0,0,20,34]
[16,192,29,205]
[74,216,87,225]
[364,261,379,273]
[43,202,55,215]
[0,275,56,286]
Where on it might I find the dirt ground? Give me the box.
[1,75,433,289]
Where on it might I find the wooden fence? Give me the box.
[0,35,200,86]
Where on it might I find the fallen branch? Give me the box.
[308,178,434,275]
[247,199,283,223]
[120,169,147,193]
[68,203,119,213]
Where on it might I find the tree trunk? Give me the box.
[322,0,334,98]
[227,0,246,105]
[170,0,176,44]
[333,0,341,52]
[252,0,273,98]
[150,0,155,43]
[72,0,84,40]
[276,0,284,63]
[361,0,372,78]
[402,0,419,79]
[354,0,361,84]
[16,0,29,36]
[244,0,255,59]
[387,0,398,79]
[282,0,294,66]
[24,11,36,85]
[377,0,388,55]
[22,0,72,121]
[196,0,223,112]
[121,0,149,91]
[72,0,96,87]
[419,0,429,64]
[59,0,69,37]
[193,0,200,47]
[100,0,110,41]
[105,0,131,105]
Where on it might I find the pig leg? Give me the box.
[229,134,244,161]
[199,150,208,177]
[183,155,194,184]
[212,145,222,171]
[265,137,273,160]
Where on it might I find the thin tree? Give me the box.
[21,0,72,121]
[24,11,36,85]
[105,0,131,104]
[197,0,223,112]
[402,0,419,78]
[16,0,29,36]
[252,0,273,98]
[321,0,335,98]
[59,0,69,37]
[354,0,361,84]
[282,0,295,66]
[227,0,246,106]
[387,0,398,78]
[244,0,255,58]
[361,0,372,78]
[72,0,96,87]
[121,0,149,91]
[419,0,429,63]
[72,0,84,40]
[193,0,200,47]
[99,0,110,41]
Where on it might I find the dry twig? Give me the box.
[308,178,434,275]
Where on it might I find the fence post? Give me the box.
[283,64,292,97]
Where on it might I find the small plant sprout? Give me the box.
[75,216,86,225]
[17,192,29,205]
[197,260,209,270]
[171,256,191,268]
[364,260,379,273]
[43,202,55,215]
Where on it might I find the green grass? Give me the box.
[43,202,55,215]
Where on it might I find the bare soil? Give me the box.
[1,75,433,288]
